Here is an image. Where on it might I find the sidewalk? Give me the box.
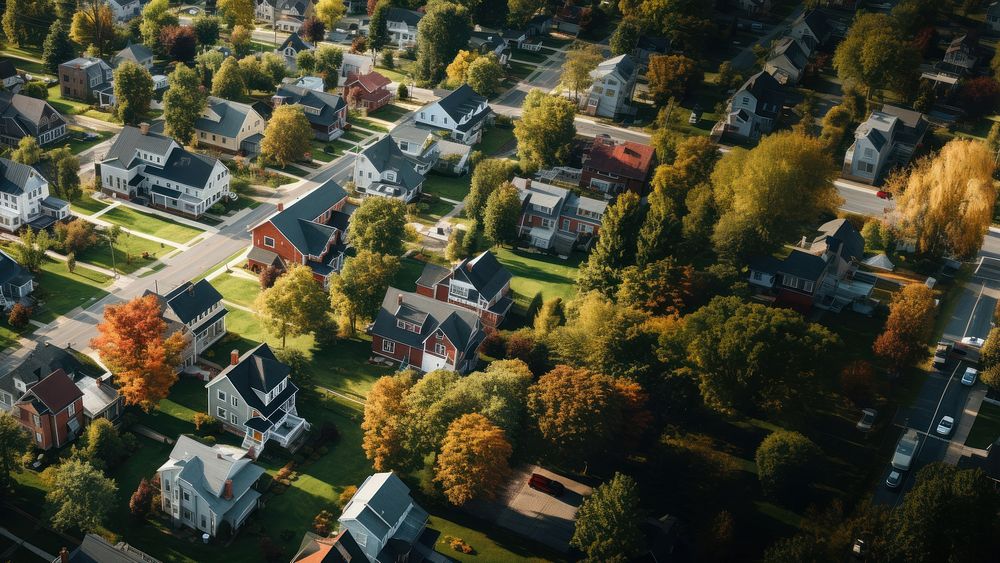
[944,386,990,464]
[72,209,191,251]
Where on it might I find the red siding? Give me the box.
[371,335,424,367]
[579,169,650,196]
[17,397,85,450]
[424,331,457,364]
[434,284,449,301]
[249,222,300,270]
[415,284,435,298]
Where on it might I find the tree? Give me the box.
[982,327,1000,370]
[466,53,504,97]
[10,136,41,165]
[561,42,603,100]
[49,147,82,201]
[42,21,74,73]
[840,360,877,406]
[193,14,222,47]
[212,56,246,100]
[140,0,179,47]
[833,13,919,98]
[301,17,326,43]
[507,0,545,27]
[571,473,645,561]
[254,264,330,347]
[466,158,515,225]
[129,478,155,520]
[514,89,577,173]
[229,24,252,57]
[0,412,30,489]
[609,17,641,56]
[79,418,127,470]
[315,45,344,90]
[66,253,76,274]
[682,296,840,415]
[7,302,31,328]
[368,0,392,54]
[415,0,473,84]
[70,1,117,58]
[238,56,271,94]
[958,77,1000,119]
[259,265,280,289]
[218,0,255,28]
[362,372,417,471]
[711,132,839,259]
[92,295,187,411]
[45,459,118,533]
[260,104,313,167]
[63,219,98,254]
[348,197,408,256]
[160,25,198,62]
[577,192,644,296]
[260,52,288,87]
[297,50,317,74]
[112,62,154,125]
[482,182,521,246]
[329,251,400,334]
[445,50,479,88]
[12,227,51,272]
[316,0,346,29]
[819,104,852,153]
[434,413,512,505]
[755,430,822,500]
[533,297,565,337]
[646,55,703,105]
[894,140,996,258]
[618,259,693,317]
[397,83,409,100]
[164,64,208,145]
[635,188,680,266]
[873,284,936,370]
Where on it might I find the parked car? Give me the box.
[876,190,892,199]
[528,473,564,497]
[936,416,955,436]
[885,469,902,490]
[933,341,951,370]
[892,429,920,471]
[962,367,978,386]
[961,336,985,348]
[856,408,878,432]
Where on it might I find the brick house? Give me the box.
[415,250,513,328]
[15,369,85,450]
[580,136,656,196]
[369,287,485,373]
[513,177,607,254]
[58,57,114,105]
[343,71,393,112]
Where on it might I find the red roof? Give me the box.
[585,138,655,180]
[18,369,83,414]
[346,71,392,94]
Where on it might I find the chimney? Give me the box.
[397,293,404,306]
[59,547,69,563]
[223,479,233,500]
[187,284,194,295]
[139,122,149,135]
[231,349,240,366]
[276,202,284,212]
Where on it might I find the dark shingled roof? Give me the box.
[371,288,483,357]
[0,343,86,399]
[386,7,423,27]
[434,84,489,124]
[196,97,263,139]
[0,157,41,196]
[17,369,82,415]
[213,343,298,419]
[814,218,865,262]
[257,178,348,256]
[794,9,832,42]
[777,249,827,281]
[162,280,225,324]
[68,534,160,563]
[157,149,219,190]
[275,85,346,128]
[416,262,450,289]
[451,251,511,300]
[739,71,784,119]
[0,90,66,140]
[279,33,314,54]
[361,136,425,191]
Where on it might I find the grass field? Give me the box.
[507,61,538,81]
[54,128,114,154]
[422,174,470,201]
[100,206,203,245]
[350,116,390,132]
[77,232,164,275]
[494,247,581,305]
[966,401,1000,449]
[478,126,515,156]
[211,273,260,309]
[0,323,33,354]
[33,259,112,323]
[394,257,429,292]
[370,103,412,123]
[70,194,111,216]
[511,48,550,64]
[412,198,456,226]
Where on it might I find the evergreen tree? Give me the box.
[42,21,74,73]
[577,192,645,296]
[163,64,208,145]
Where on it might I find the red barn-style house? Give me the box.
[14,369,85,450]
[580,136,656,196]
[513,177,607,254]
[247,179,352,286]
[415,250,513,328]
[369,287,485,373]
[343,71,393,112]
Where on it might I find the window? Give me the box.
[0,392,9,406]
[217,406,227,418]
[201,515,207,528]
[230,414,238,425]
[217,390,226,402]
[183,491,190,501]
[382,340,396,353]
[67,403,75,416]
[32,415,40,427]
[183,509,191,521]
[263,236,275,248]
[165,480,170,491]
[859,161,874,174]
[35,432,42,443]
[434,343,446,355]
[863,148,875,160]
[449,285,469,299]
[803,281,815,293]
[752,271,764,281]
[231,396,238,407]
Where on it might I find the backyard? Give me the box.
[369,103,412,123]
[210,272,260,309]
[478,126,515,156]
[422,174,470,201]
[494,247,582,307]
[33,258,113,323]
[70,194,111,216]
[99,207,204,245]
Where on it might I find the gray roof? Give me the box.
[208,343,298,420]
[416,262,450,289]
[769,37,808,70]
[434,84,489,124]
[104,126,222,188]
[778,249,827,281]
[386,7,423,27]
[0,157,41,196]
[0,90,66,139]
[258,178,348,256]
[389,123,435,147]
[371,288,482,355]
[68,534,161,563]
[451,251,511,300]
[114,44,153,65]
[0,343,84,400]
[161,436,265,517]
[0,248,32,296]
[361,136,425,191]
[196,97,263,139]
[340,472,428,545]
[279,33,314,54]
[161,279,225,324]
[275,85,346,127]
[794,9,831,41]
[159,149,219,188]
[739,71,784,119]
[104,125,176,165]
[814,218,864,262]
[591,54,636,80]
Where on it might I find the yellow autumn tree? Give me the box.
[434,413,512,505]
[361,373,416,471]
[894,139,997,258]
[444,49,479,88]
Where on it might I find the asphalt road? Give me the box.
[835,179,894,217]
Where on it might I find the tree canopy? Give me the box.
[112,62,154,125]
[466,158,516,225]
[329,250,400,334]
[434,413,513,505]
[514,90,577,173]
[833,13,919,97]
[571,472,645,561]
[415,0,473,84]
[755,430,823,500]
[163,64,208,145]
[873,283,936,371]
[348,197,408,256]
[254,264,330,347]
[482,182,522,247]
[260,104,313,167]
[45,459,118,533]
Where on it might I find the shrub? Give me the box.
[339,485,358,508]
[480,329,506,357]
[7,303,31,328]
[381,50,395,69]
[397,83,409,100]
[129,478,155,520]
[192,412,219,432]
[447,536,474,554]
[755,430,823,502]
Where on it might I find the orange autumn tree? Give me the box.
[434,413,512,506]
[92,294,187,412]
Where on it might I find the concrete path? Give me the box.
[0,526,57,562]
[44,250,122,279]
[204,249,252,283]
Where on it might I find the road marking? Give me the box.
[962,283,988,339]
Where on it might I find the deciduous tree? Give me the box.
[561,42,603,101]
[533,297,565,336]
[618,259,693,317]
[646,54,702,105]
[160,25,198,62]
[315,45,344,90]
[368,0,392,54]
[873,283,936,370]
[755,430,822,500]
[635,188,681,266]
[45,459,118,533]
[229,24,252,57]
[434,413,512,505]
[577,192,644,296]
[833,13,919,98]
[140,0,179,47]
[482,182,521,247]
[362,372,417,471]
[514,89,576,173]
[63,219,98,255]
[466,53,503,97]
[78,418,127,470]
[609,17,641,56]
[571,472,645,560]
[112,62,154,125]
[507,0,545,27]
[415,0,472,84]
[958,77,1000,119]
[164,64,208,145]
[129,478,155,520]
[0,412,30,489]
[465,158,515,225]
[445,49,479,88]
[348,197,408,256]
[260,104,313,167]
[254,264,330,347]
[301,17,326,43]
[10,136,41,165]
[70,0,117,58]
[12,227,51,272]
[218,0,255,28]
[316,0,347,29]
[329,251,400,334]
[193,14,222,47]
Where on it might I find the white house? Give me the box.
[414,85,493,144]
[107,0,145,22]
[388,123,439,175]
[713,71,784,141]
[255,0,313,32]
[386,7,423,47]
[789,9,831,55]
[96,124,231,218]
[764,37,809,85]
[0,158,69,233]
[145,279,228,370]
[988,2,1000,34]
[157,436,266,537]
[944,35,978,71]
[276,33,315,68]
[843,105,928,185]
[581,54,637,119]
[112,43,153,70]
[338,472,429,563]
[354,135,425,202]
[339,52,375,84]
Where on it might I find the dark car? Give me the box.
[528,473,564,497]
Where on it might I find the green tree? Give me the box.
[297,50,317,74]
[514,89,577,173]
[635,188,680,266]
[609,17,641,56]
[70,0,117,58]
[533,297,565,336]
[112,62,154,125]
[636,0,713,54]
[163,64,208,145]
[466,53,504,97]
[50,148,82,201]
[229,24,252,57]
[46,459,118,533]
[78,418,127,471]
[42,21,74,73]
[193,14,222,47]
[13,228,52,271]
[415,0,472,84]
[260,52,288,87]
[368,0,392,54]
[211,56,246,102]
[482,182,521,247]
[329,251,400,334]
[218,0,255,28]
[10,136,41,165]
[254,264,330,347]
[507,0,545,27]
[315,45,344,90]
[561,42,603,100]
[577,192,644,296]
[571,473,645,561]
[140,0,179,47]
[833,13,920,98]
[348,197,408,256]
[0,412,30,489]
[646,54,703,105]
[465,158,515,225]
[316,0,347,29]
[755,430,822,501]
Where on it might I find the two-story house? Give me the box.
[354,135,425,202]
[0,59,22,90]
[386,7,423,47]
[112,43,154,70]
[553,3,586,36]
[256,0,314,32]
[0,91,68,148]
[205,343,310,453]
[339,52,375,85]
[157,435,266,536]
[988,2,1000,34]
[61,534,160,563]
[146,280,228,370]
[369,287,485,373]
[343,71,393,112]
[843,104,928,185]
[273,85,348,141]
[195,97,268,156]
[95,124,231,218]
[579,136,656,196]
[414,84,493,144]
[415,250,513,328]
[0,249,34,311]
[58,57,114,104]
[765,36,809,86]
[15,369,84,451]
[469,31,512,65]
[387,123,439,175]
[582,54,637,119]
[247,178,351,285]
[107,0,145,22]
[713,71,785,142]
[748,218,876,314]
[513,177,607,254]
[276,33,315,67]
[944,34,979,72]
[0,157,70,233]
[339,472,429,563]
[789,9,831,55]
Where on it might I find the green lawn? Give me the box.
[507,61,538,81]
[412,198,456,226]
[540,35,574,48]
[52,128,113,155]
[393,257,429,292]
[422,174,471,201]
[2,52,48,75]
[478,126,515,156]
[275,164,313,178]
[136,378,208,438]
[46,85,92,115]
[494,247,581,307]
[427,514,561,562]
[342,129,371,143]
[100,206,204,245]
[0,323,33,354]
[350,116,390,132]
[374,65,412,83]
[966,401,1000,449]
[76,231,164,275]
[309,142,336,162]
[370,103,412,123]
[211,273,260,309]
[70,194,111,216]
[33,258,112,323]
[511,48,550,64]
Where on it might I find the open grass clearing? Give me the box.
[350,116,390,132]
[76,231,164,275]
[70,194,111,216]
[393,257,429,292]
[422,173,470,201]
[511,48,550,64]
[33,258,112,323]
[478,126,515,156]
[507,61,538,81]
[370,103,412,122]
[493,247,581,307]
[211,272,260,309]
[100,206,203,245]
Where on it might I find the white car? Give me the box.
[961,336,985,348]
[962,367,978,386]
[936,416,954,436]
[885,470,902,490]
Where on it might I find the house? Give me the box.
[96,124,231,218]
[195,97,267,156]
[370,287,485,373]
[436,139,473,175]
[526,13,553,36]
[59,534,160,563]
[157,435,266,536]
[247,178,351,284]
[388,123,439,175]
[112,43,154,70]
[789,9,831,55]
[580,136,656,196]
[276,33,315,66]
[339,472,429,563]
[145,279,229,370]
[0,250,33,312]
[289,75,325,92]
[345,0,367,14]
[738,0,771,15]
[0,90,68,147]
[291,530,368,563]
[386,7,422,47]
[713,71,784,142]
[343,71,393,112]
[256,0,314,32]
[414,84,493,144]
[0,59,23,90]
[748,218,876,313]
[764,36,809,85]
[107,0,145,22]
[553,3,587,36]
[416,250,513,328]
[843,104,928,185]
[339,52,374,84]
[581,54,637,119]
[469,31,512,65]
[205,343,310,452]
[58,57,114,105]
[988,2,1000,34]
[354,135,425,202]
[0,157,70,232]
[943,34,979,71]
[273,84,348,141]
[632,36,669,70]
[15,370,84,451]
[513,177,607,253]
